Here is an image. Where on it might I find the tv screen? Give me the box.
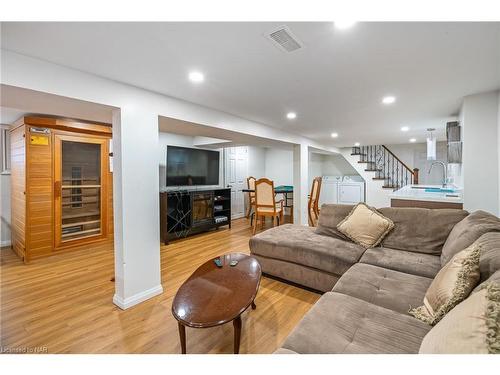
[166,146,220,186]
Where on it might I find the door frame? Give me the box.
[53,133,109,249]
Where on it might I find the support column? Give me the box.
[293,144,309,225]
[112,107,163,309]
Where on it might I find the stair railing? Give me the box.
[352,145,419,191]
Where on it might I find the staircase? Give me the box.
[351,145,419,191]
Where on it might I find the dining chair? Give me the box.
[253,178,283,234]
[246,176,256,220]
[308,177,322,227]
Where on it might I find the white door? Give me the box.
[225,146,248,219]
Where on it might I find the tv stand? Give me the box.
[160,188,231,244]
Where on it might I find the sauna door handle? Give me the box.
[54,181,61,198]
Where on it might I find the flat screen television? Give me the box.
[166,146,220,186]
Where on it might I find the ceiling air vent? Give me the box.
[267,26,303,52]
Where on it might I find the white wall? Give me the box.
[0,173,11,247]
[461,90,500,215]
[247,146,266,179]
[264,148,294,186]
[308,152,359,187]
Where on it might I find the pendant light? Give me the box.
[426,128,436,161]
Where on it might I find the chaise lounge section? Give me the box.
[249,204,500,353]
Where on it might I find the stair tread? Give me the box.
[365,169,382,172]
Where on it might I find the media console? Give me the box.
[159,188,231,244]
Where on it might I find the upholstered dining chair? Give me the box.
[308,177,322,227]
[246,176,256,220]
[253,178,283,234]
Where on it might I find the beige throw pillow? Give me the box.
[419,283,500,354]
[409,243,481,325]
[336,203,394,249]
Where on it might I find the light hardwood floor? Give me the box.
[1,218,320,354]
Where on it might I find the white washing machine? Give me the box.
[319,176,343,206]
[338,175,366,204]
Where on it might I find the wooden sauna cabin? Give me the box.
[10,116,114,263]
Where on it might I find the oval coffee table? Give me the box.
[172,253,261,354]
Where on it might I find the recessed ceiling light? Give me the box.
[409,138,417,143]
[382,96,396,105]
[188,71,205,83]
[331,132,339,138]
[286,112,297,120]
[334,21,357,30]
[401,126,410,132]
[354,142,360,146]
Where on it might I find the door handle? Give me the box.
[54,181,61,199]
[227,184,233,188]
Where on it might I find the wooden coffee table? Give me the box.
[171,253,262,354]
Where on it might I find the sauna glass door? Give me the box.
[54,135,107,247]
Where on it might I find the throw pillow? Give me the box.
[409,243,481,325]
[419,283,500,354]
[336,203,394,248]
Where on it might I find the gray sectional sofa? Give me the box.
[249,204,500,354]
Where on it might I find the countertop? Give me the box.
[390,184,463,204]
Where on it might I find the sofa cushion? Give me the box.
[249,224,366,276]
[419,283,500,354]
[332,263,433,314]
[359,247,441,278]
[378,207,468,255]
[279,292,431,354]
[273,348,297,354]
[474,232,500,283]
[252,254,339,292]
[337,203,394,248]
[315,204,354,240]
[441,210,500,265]
[409,244,481,325]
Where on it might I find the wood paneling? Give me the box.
[0,218,319,354]
[21,116,111,136]
[391,198,463,209]
[10,126,26,261]
[26,133,53,260]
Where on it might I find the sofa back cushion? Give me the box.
[378,207,469,255]
[441,210,500,266]
[315,204,354,240]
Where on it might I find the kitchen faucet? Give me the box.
[428,161,448,188]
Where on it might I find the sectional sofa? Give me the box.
[249,204,500,354]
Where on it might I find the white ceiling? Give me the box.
[2,22,499,147]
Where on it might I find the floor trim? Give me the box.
[1,240,12,248]
[113,284,164,310]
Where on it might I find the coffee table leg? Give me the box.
[251,300,256,310]
[233,316,242,354]
[178,322,186,354]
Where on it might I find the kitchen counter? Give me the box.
[390,184,463,209]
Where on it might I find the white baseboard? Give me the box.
[113,284,164,310]
[1,240,12,248]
